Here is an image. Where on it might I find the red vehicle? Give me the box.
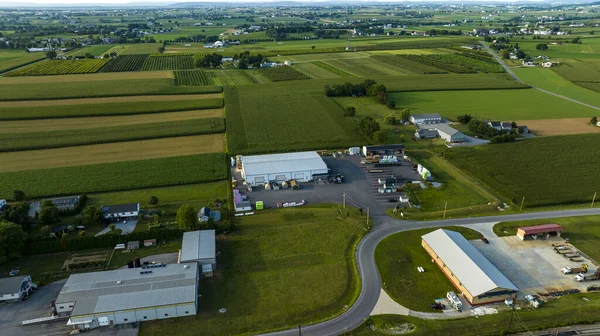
[481,237,490,244]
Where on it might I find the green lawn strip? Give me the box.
[140,205,368,336]
[0,153,227,199]
[0,118,225,151]
[443,134,600,208]
[0,52,46,74]
[0,99,223,120]
[0,78,222,101]
[108,240,183,269]
[493,215,600,261]
[375,226,482,312]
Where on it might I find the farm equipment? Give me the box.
[556,249,572,255]
[430,303,445,310]
[561,264,588,274]
[328,174,343,184]
[575,268,600,282]
[525,294,542,308]
[368,169,383,173]
[564,253,580,258]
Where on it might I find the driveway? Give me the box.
[95,220,137,237]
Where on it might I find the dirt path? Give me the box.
[0,93,222,108]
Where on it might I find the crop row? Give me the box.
[371,55,446,74]
[141,55,195,71]
[175,70,212,86]
[0,153,227,199]
[257,66,310,82]
[100,54,150,72]
[5,59,111,77]
[398,54,504,73]
[0,118,225,152]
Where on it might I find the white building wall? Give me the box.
[155,306,177,319]
[56,301,76,313]
[176,303,196,316]
[135,308,157,321]
[114,311,137,324]
[246,169,327,185]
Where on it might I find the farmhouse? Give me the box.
[421,229,518,305]
[488,121,502,131]
[362,144,405,157]
[101,203,139,219]
[180,230,216,275]
[0,275,36,303]
[55,263,198,330]
[409,113,442,124]
[240,151,328,186]
[517,224,562,241]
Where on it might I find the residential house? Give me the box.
[488,121,502,131]
[0,275,36,303]
[520,126,530,134]
[102,203,140,219]
[522,59,535,66]
[198,207,211,223]
[0,199,6,213]
[501,122,513,131]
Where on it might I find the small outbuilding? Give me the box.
[235,201,252,212]
[180,230,216,273]
[415,129,439,140]
[127,241,140,250]
[198,207,211,222]
[516,224,562,240]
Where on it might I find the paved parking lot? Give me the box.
[467,223,596,298]
[95,219,138,236]
[232,155,422,214]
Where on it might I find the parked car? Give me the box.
[481,237,490,244]
[388,198,399,203]
[430,303,445,310]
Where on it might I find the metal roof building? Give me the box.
[421,229,518,305]
[517,224,562,240]
[180,230,216,271]
[56,263,198,330]
[240,151,328,186]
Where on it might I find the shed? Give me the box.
[127,241,140,250]
[143,239,156,247]
[198,207,211,222]
[180,230,216,269]
[235,201,252,212]
[516,224,562,240]
[415,129,439,139]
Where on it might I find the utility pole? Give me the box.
[443,201,448,219]
[520,197,525,211]
[366,207,370,227]
[343,193,346,209]
[298,324,302,336]
[592,192,597,208]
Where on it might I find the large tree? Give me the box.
[38,202,59,226]
[176,205,198,231]
[0,221,27,260]
[0,202,30,226]
[82,205,103,226]
[400,109,412,122]
[359,116,381,140]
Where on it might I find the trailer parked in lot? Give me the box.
[561,264,588,274]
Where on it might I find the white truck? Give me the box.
[575,272,600,282]
[561,264,588,274]
[447,291,463,311]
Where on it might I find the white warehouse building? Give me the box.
[55,263,198,330]
[240,151,328,186]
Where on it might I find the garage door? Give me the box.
[254,177,265,184]
[294,173,304,180]
[275,175,286,181]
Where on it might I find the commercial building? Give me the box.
[410,113,442,124]
[517,224,563,240]
[240,151,328,186]
[362,144,405,157]
[0,275,35,302]
[421,229,518,305]
[180,230,216,274]
[55,263,198,330]
[101,203,140,219]
[434,123,467,143]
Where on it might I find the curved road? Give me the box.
[264,207,600,336]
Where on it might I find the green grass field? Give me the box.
[65,45,114,57]
[5,59,111,76]
[0,78,221,101]
[0,50,46,73]
[0,98,223,120]
[391,88,597,120]
[141,205,368,336]
[0,118,224,151]
[375,226,482,311]
[445,134,600,207]
[0,153,226,199]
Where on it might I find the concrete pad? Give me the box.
[370,289,410,316]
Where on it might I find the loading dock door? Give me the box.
[275,175,286,181]
[294,173,304,180]
[254,177,265,184]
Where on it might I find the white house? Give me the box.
[488,121,502,131]
[0,275,35,302]
[102,203,140,219]
[409,113,442,124]
[197,207,211,222]
[240,151,328,186]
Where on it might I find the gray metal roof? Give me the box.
[57,263,197,316]
[411,113,442,120]
[241,151,328,177]
[102,203,139,215]
[180,230,216,263]
[422,229,518,297]
[432,123,462,137]
[0,276,29,295]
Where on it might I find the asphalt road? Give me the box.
[263,207,600,336]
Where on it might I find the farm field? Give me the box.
[100,54,149,72]
[113,43,163,54]
[0,133,224,172]
[141,54,195,71]
[0,78,221,100]
[0,152,227,199]
[552,59,600,84]
[390,88,597,120]
[0,70,174,84]
[515,118,600,136]
[445,133,600,207]
[5,58,110,76]
[175,69,269,86]
[257,65,311,81]
[141,206,366,336]
[0,118,225,151]
[375,227,481,312]
[0,93,221,107]
[0,98,222,120]
[65,45,114,57]
[0,109,223,133]
[513,67,600,108]
[0,50,45,73]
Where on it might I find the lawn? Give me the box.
[375,226,482,312]
[391,88,597,121]
[493,215,600,261]
[0,152,227,199]
[107,240,183,269]
[140,205,368,336]
[444,134,600,207]
[513,67,600,108]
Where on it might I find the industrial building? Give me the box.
[55,263,198,330]
[362,144,405,157]
[0,275,35,303]
[517,224,563,240]
[421,229,518,305]
[180,230,216,276]
[239,151,328,186]
[410,113,442,124]
[434,123,467,143]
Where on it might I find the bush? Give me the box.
[13,190,25,201]
[456,114,472,124]
[344,106,356,117]
[384,114,396,125]
[79,231,86,236]
[149,196,159,205]
[386,100,396,109]
[109,224,116,231]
